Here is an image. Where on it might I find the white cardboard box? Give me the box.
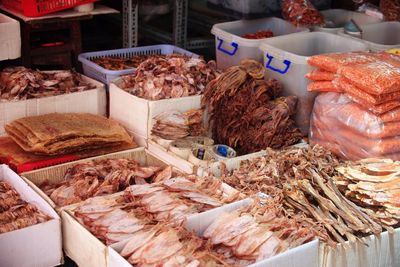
[0,74,107,135]
[0,13,20,60]
[109,79,202,140]
[108,198,319,267]
[21,147,173,210]
[0,165,62,267]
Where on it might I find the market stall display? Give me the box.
[5,113,133,155]
[202,59,302,155]
[0,67,96,101]
[39,158,171,206]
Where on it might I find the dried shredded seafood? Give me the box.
[336,159,400,227]
[0,67,96,101]
[40,158,172,206]
[151,109,205,140]
[203,199,326,266]
[119,225,230,266]
[92,55,155,70]
[5,113,134,155]
[119,55,219,100]
[202,59,302,154]
[219,145,385,245]
[0,181,51,233]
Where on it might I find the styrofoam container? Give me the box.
[109,79,202,141]
[259,32,368,135]
[0,73,107,135]
[338,21,400,51]
[78,45,197,84]
[314,9,382,33]
[20,148,175,211]
[0,165,62,267]
[108,198,320,267]
[0,13,21,60]
[211,17,309,70]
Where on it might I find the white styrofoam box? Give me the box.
[0,74,107,135]
[314,9,382,33]
[259,32,368,135]
[21,148,173,210]
[109,79,201,139]
[320,227,400,267]
[211,17,309,70]
[108,198,320,267]
[0,13,21,60]
[0,165,62,267]
[338,21,400,52]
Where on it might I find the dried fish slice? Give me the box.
[120,228,159,257]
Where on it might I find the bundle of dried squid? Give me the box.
[0,181,51,233]
[39,158,172,207]
[151,109,205,140]
[0,67,96,101]
[336,159,400,227]
[119,225,230,266]
[119,55,219,100]
[203,199,328,266]
[219,145,385,245]
[202,60,302,155]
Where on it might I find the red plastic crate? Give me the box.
[2,0,98,17]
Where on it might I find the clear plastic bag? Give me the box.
[310,92,400,160]
[281,0,325,26]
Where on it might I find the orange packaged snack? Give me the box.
[305,70,336,81]
[307,81,342,92]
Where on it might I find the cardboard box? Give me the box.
[0,74,107,135]
[108,198,319,267]
[0,165,62,267]
[109,79,201,140]
[20,147,172,210]
[320,228,400,267]
[0,13,20,60]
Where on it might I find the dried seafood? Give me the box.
[202,59,302,154]
[203,199,326,266]
[119,55,219,100]
[151,109,205,140]
[0,67,96,101]
[219,145,385,245]
[5,113,134,155]
[242,30,274,39]
[123,175,242,224]
[40,158,172,206]
[120,225,229,266]
[336,159,400,227]
[92,55,155,70]
[0,181,51,233]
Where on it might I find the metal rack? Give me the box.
[122,0,138,48]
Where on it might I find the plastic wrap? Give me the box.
[281,0,325,26]
[305,69,336,81]
[380,0,400,21]
[307,81,341,92]
[310,92,400,160]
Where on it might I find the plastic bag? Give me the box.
[281,0,325,26]
[380,0,400,21]
[305,70,336,81]
[310,92,400,160]
[307,81,341,92]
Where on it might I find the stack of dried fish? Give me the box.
[151,109,204,140]
[0,67,96,101]
[0,181,51,233]
[73,198,157,245]
[5,113,134,155]
[92,55,155,70]
[219,145,385,245]
[336,159,400,227]
[40,158,172,206]
[202,60,302,155]
[203,199,327,266]
[119,55,219,100]
[119,226,229,266]
[124,176,242,224]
